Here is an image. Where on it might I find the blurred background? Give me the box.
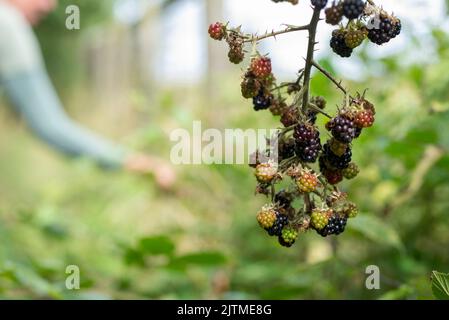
[0,0,449,299]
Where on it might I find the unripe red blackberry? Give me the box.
[311,0,328,10]
[342,162,359,179]
[324,169,343,185]
[250,56,272,79]
[322,142,352,170]
[316,214,347,236]
[353,109,375,128]
[326,115,356,143]
[208,22,226,41]
[330,29,353,58]
[280,106,299,127]
[296,169,319,193]
[254,161,278,183]
[342,0,365,20]
[325,1,343,25]
[253,90,273,111]
[241,71,261,99]
[257,205,277,229]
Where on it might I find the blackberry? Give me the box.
[294,124,321,163]
[279,227,298,247]
[311,96,327,110]
[266,213,289,236]
[274,190,294,209]
[326,115,356,143]
[254,161,278,183]
[307,96,327,123]
[341,201,358,218]
[241,71,261,99]
[253,90,272,111]
[342,162,359,179]
[296,169,319,193]
[367,14,401,45]
[328,137,348,157]
[278,138,296,162]
[269,98,287,116]
[354,109,375,128]
[311,0,328,10]
[323,168,343,185]
[325,2,343,25]
[354,127,362,139]
[342,0,365,20]
[250,56,272,79]
[323,142,352,170]
[330,29,353,58]
[316,215,347,236]
[208,22,226,41]
[280,106,299,127]
[345,26,368,49]
[257,205,277,229]
[226,31,244,64]
[311,209,330,230]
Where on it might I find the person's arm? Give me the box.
[1,69,128,169]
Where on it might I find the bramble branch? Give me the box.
[244,24,310,43]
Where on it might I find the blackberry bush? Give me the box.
[208,0,401,247]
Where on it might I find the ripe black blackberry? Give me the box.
[367,14,401,45]
[311,0,328,10]
[354,127,362,139]
[274,190,293,209]
[278,138,296,162]
[294,124,322,163]
[325,2,343,25]
[326,115,356,143]
[330,29,353,58]
[323,142,352,170]
[266,213,289,236]
[316,215,347,236]
[342,0,365,20]
[253,90,272,111]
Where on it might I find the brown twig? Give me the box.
[311,60,348,95]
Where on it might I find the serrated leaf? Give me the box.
[431,271,449,300]
[138,236,175,256]
[348,215,403,250]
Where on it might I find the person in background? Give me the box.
[0,0,176,189]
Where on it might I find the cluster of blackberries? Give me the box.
[322,1,402,57]
[316,215,347,236]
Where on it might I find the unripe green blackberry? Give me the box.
[254,161,278,183]
[342,162,359,179]
[342,201,358,218]
[345,26,368,49]
[280,227,299,247]
[311,209,331,230]
[325,2,343,25]
[257,205,277,229]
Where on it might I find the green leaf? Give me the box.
[138,236,175,256]
[431,271,449,300]
[169,251,227,268]
[123,248,145,267]
[348,215,403,250]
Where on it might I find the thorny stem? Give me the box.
[301,8,321,112]
[304,194,312,213]
[244,24,309,43]
[311,60,350,96]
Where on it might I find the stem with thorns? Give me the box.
[311,60,348,95]
[244,24,310,43]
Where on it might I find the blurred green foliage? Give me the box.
[1,1,449,300]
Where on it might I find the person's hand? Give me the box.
[124,153,176,190]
